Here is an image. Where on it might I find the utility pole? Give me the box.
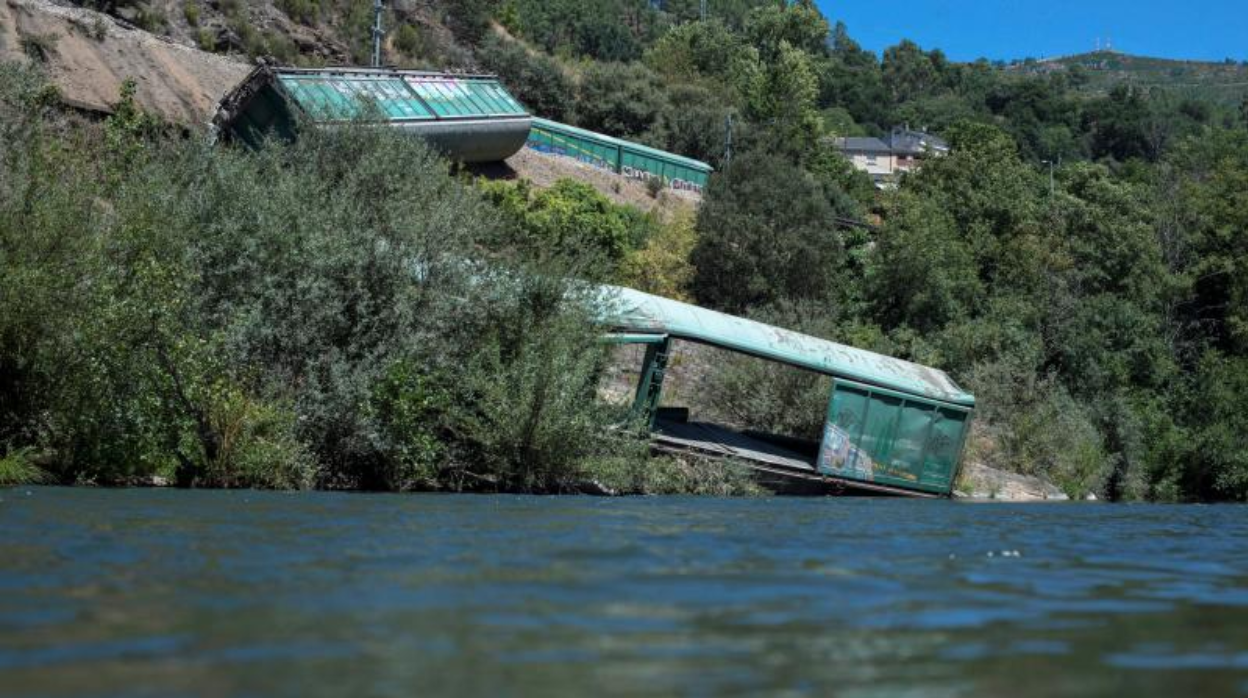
[724,113,734,171]
[372,0,384,68]
[1042,159,1057,197]
[700,0,707,21]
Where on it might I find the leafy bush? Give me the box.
[479,178,657,278]
[277,0,327,26]
[0,448,49,487]
[691,149,853,313]
[393,23,424,59]
[0,63,648,493]
[619,211,697,301]
[581,454,765,496]
[574,62,667,139]
[435,276,629,492]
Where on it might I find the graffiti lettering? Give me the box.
[527,141,703,194]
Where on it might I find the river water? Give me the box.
[1,488,1246,697]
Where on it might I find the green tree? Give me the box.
[744,0,829,60]
[882,40,939,104]
[692,150,851,312]
[574,61,667,138]
[746,40,823,151]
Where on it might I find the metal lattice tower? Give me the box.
[372,0,385,67]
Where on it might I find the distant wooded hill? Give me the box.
[1008,51,1248,105]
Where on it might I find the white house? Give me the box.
[833,127,949,187]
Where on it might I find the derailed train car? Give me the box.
[212,64,533,163]
[527,117,713,194]
[599,286,975,498]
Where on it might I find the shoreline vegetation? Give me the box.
[0,62,763,497]
[3,0,1248,504]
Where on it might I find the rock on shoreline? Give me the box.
[955,462,1070,501]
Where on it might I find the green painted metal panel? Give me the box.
[822,385,872,480]
[529,121,618,171]
[279,75,434,121]
[893,401,936,484]
[921,408,969,490]
[632,337,673,430]
[597,285,976,406]
[403,77,528,118]
[528,118,711,176]
[526,117,713,193]
[859,392,903,478]
[817,379,967,494]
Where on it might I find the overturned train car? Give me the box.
[600,286,976,498]
[212,64,532,163]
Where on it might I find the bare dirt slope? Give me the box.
[0,0,248,124]
[498,147,700,222]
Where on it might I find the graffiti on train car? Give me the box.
[621,165,705,194]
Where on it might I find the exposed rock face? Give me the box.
[956,462,1070,501]
[0,0,249,124]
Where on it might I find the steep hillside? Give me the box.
[1011,50,1248,105]
[56,0,482,69]
[0,0,248,123]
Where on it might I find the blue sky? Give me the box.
[815,0,1248,63]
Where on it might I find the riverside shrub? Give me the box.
[0,62,644,492]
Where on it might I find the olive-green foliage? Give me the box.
[277,0,330,25]
[619,211,697,301]
[0,63,646,493]
[962,359,1111,498]
[644,19,761,96]
[435,277,629,492]
[658,0,773,30]
[196,28,216,52]
[743,0,829,60]
[1181,353,1248,501]
[0,448,50,487]
[745,39,823,148]
[691,149,855,313]
[504,0,654,61]
[479,178,657,278]
[574,62,667,139]
[392,23,423,58]
[20,33,58,63]
[367,360,450,491]
[581,454,766,496]
[476,33,575,122]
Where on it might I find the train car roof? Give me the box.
[598,285,975,407]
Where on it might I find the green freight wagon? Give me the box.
[213,64,532,163]
[598,286,975,498]
[527,117,713,194]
